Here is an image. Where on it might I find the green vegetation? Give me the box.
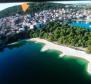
[87,33,91,53]
[29,21,91,52]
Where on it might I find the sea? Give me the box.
[0,40,91,84]
[71,21,91,30]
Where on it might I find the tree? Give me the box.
[58,37,65,44]
[87,33,91,53]
[48,35,54,41]
[42,33,48,39]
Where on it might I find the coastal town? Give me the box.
[0,4,91,47]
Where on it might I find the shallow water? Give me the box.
[0,40,91,84]
[71,21,91,30]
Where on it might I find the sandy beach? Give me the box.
[29,38,91,74]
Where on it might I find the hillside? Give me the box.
[0,3,66,18]
[0,3,84,18]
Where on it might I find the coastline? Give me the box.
[29,38,91,74]
[75,19,91,22]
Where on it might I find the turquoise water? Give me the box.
[71,21,91,30]
[0,40,91,84]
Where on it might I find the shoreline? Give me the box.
[29,38,91,74]
[75,19,91,22]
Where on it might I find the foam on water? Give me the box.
[87,63,91,74]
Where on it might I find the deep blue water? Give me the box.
[71,21,91,30]
[0,40,91,84]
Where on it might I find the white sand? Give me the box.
[29,38,91,74]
